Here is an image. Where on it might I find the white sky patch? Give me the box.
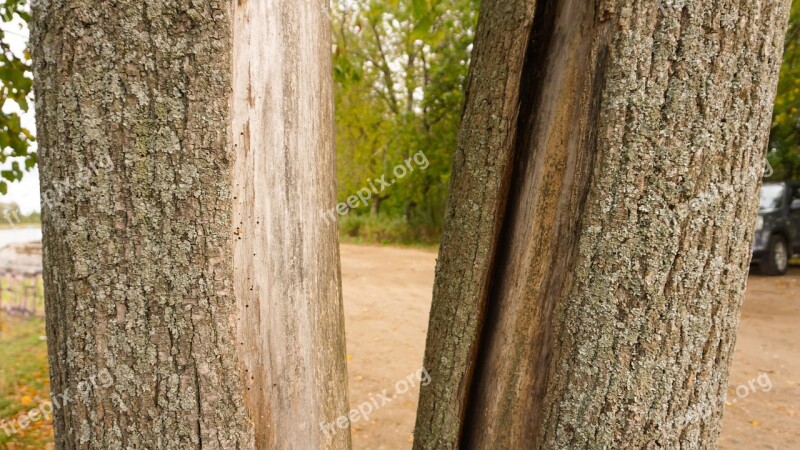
[1,16,39,214]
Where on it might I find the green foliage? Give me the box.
[8,0,795,236]
[0,0,35,195]
[339,214,440,245]
[768,0,800,180]
[333,0,477,242]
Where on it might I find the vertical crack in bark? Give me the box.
[412,1,539,447]
[419,0,788,448]
[460,0,558,444]
[194,363,204,448]
[462,0,611,446]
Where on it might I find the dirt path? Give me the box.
[719,269,800,450]
[340,244,436,448]
[340,244,800,449]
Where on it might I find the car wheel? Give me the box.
[760,235,789,276]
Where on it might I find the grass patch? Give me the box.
[0,312,53,449]
[338,215,441,247]
[0,277,45,317]
[0,224,39,230]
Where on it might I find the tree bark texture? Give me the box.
[32,0,347,448]
[414,0,790,449]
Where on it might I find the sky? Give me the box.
[1,17,40,215]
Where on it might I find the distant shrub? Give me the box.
[338,215,440,246]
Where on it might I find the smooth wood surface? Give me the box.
[232,1,351,449]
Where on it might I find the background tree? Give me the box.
[415,0,791,448]
[332,0,477,242]
[32,0,348,448]
[769,1,800,180]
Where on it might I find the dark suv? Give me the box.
[752,182,800,275]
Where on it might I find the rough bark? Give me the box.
[412,1,538,446]
[32,0,347,448]
[414,0,790,449]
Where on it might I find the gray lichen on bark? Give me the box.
[414,0,790,448]
[32,0,253,447]
[540,0,790,448]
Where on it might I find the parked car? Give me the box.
[752,181,800,275]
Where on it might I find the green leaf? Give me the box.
[0,0,36,188]
[412,0,427,18]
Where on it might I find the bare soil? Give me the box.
[341,244,436,448]
[718,268,800,450]
[340,244,800,449]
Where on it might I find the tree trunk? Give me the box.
[371,196,381,216]
[231,1,350,449]
[32,1,348,448]
[414,0,790,449]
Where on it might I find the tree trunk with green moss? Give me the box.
[414,0,791,448]
[32,1,348,448]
